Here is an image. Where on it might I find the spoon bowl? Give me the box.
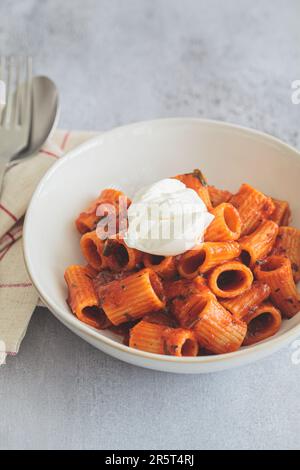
[13,76,59,160]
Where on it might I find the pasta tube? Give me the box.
[80,230,108,271]
[99,268,166,325]
[92,270,130,294]
[171,289,215,327]
[164,328,199,357]
[99,188,127,204]
[208,261,253,298]
[192,296,247,354]
[143,311,177,327]
[272,226,300,283]
[102,236,143,272]
[204,203,241,241]
[75,188,130,234]
[243,302,282,346]
[230,183,275,235]
[129,321,167,354]
[64,265,111,329]
[163,276,207,301]
[173,169,212,209]
[239,220,279,267]
[221,281,271,320]
[178,241,240,278]
[255,255,300,318]
[84,264,98,278]
[208,185,232,207]
[129,321,199,356]
[143,254,177,280]
[270,198,291,226]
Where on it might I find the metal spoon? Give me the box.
[12,75,59,161]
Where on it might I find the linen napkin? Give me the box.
[0,129,97,365]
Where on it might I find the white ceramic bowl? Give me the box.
[23,118,300,373]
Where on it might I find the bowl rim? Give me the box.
[23,117,300,366]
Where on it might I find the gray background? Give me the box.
[0,0,300,450]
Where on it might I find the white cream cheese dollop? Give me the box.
[125,178,214,256]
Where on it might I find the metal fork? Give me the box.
[0,56,33,195]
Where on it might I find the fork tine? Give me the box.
[0,56,6,125]
[13,56,21,126]
[3,56,15,127]
[20,56,32,127]
[0,56,5,80]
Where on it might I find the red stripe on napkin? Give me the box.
[61,131,71,150]
[40,149,60,159]
[7,231,15,242]
[0,243,13,261]
[0,204,18,222]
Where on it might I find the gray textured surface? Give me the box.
[0,0,300,450]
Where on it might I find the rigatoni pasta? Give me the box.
[272,226,300,283]
[255,255,300,318]
[164,328,199,357]
[102,236,143,272]
[75,188,128,234]
[239,220,278,267]
[270,198,291,226]
[143,311,177,327]
[99,268,166,325]
[129,321,199,356]
[205,203,241,242]
[129,321,169,355]
[221,281,271,320]
[64,265,111,329]
[65,171,299,359]
[178,241,240,278]
[192,296,247,354]
[163,276,207,301]
[80,230,108,271]
[208,260,253,298]
[230,183,275,235]
[143,254,177,280]
[243,302,282,346]
[208,185,232,207]
[174,169,212,209]
[171,289,215,327]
